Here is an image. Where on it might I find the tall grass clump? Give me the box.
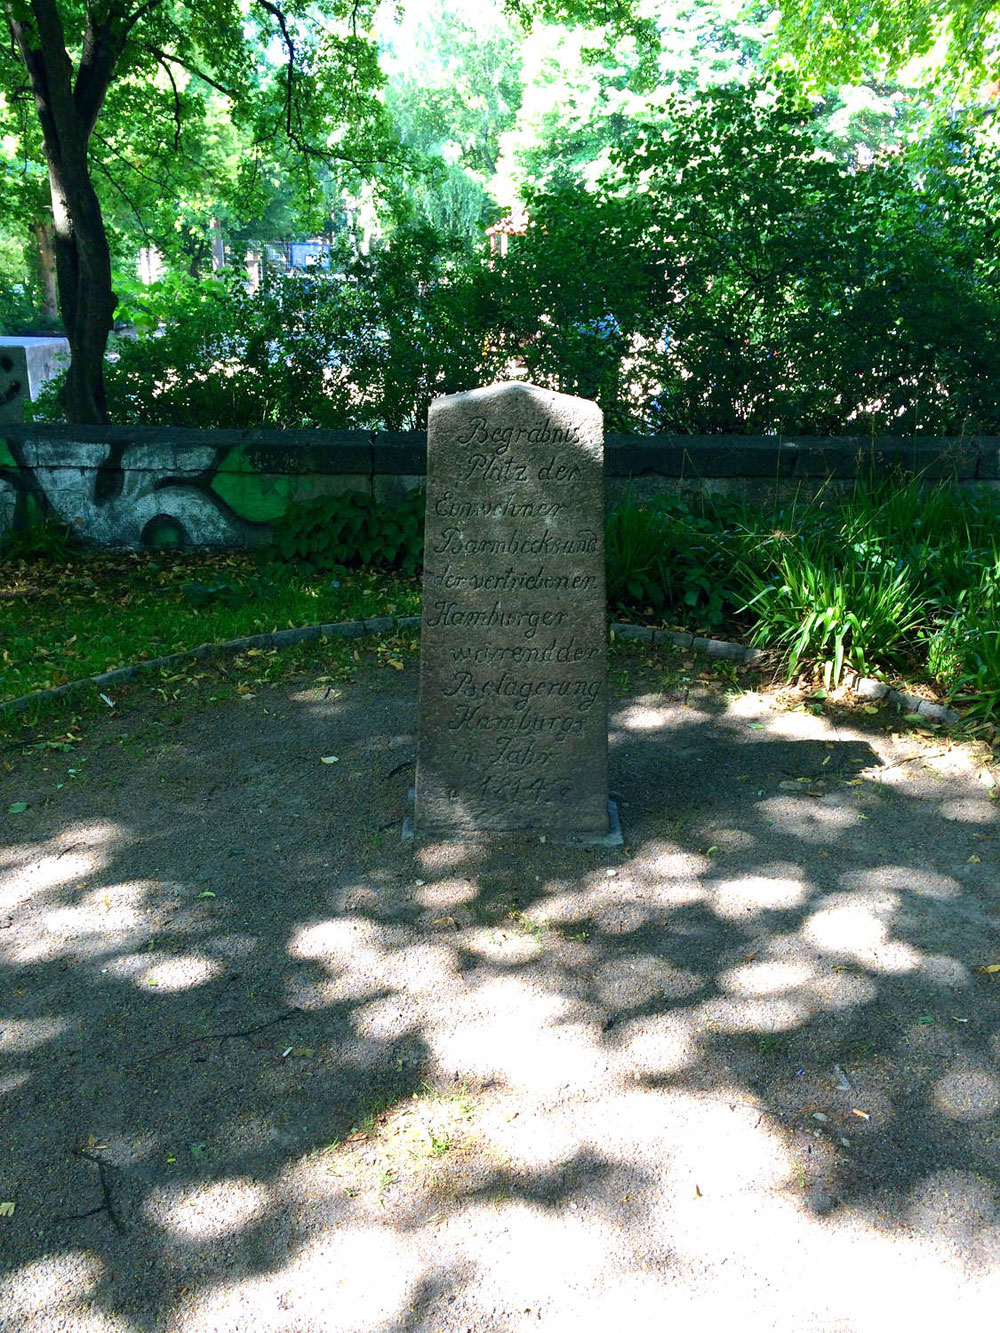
[605,495,744,631]
[606,474,1000,715]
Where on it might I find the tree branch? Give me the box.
[151,46,181,149]
[90,126,166,187]
[87,139,151,240]
[74,6,128,139]
[121,0,165,40]
[255,0,296,138]
[144,44,237,100]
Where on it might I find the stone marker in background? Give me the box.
[0,337,69,402]
[0,345,28,425]
[412,381,620,844]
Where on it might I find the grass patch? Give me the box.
[6,471,1000,725]
[0,549,420,704]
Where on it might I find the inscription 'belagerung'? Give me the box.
[414,381,610,839]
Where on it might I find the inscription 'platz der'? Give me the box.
[413,381,620,843]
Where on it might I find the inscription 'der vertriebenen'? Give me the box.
[413,381,614,841]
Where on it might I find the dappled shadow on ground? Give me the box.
[2,665,1000,1330]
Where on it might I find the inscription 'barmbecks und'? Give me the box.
[413,381,611,839]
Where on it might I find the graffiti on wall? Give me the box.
[0,350,27,425]
[0,434,279,549]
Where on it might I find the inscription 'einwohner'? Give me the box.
[414,381,611,840]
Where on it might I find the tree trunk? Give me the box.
[47,148,118,422]
[5,1,126,424]
[210,217,226,272]
[34,219,58,323]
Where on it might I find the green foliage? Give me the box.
[383,1,522,242]
[742,538,927,687]
[772,0,1000,90]
[605,476,1000,702]
[270,487,425,574]
[87,225,493,431]
[498,81,1000,435]
[605,497,741,629]
[0,513,76,564]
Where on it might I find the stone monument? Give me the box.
[0,345,28,425]
[412,381,620,844]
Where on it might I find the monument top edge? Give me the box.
[430,380,603,418]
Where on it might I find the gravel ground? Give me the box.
[2,657,1000,1332]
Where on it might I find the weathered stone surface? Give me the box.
[0,345,28,425]
[0,336,69,401]
[414,381,610,839]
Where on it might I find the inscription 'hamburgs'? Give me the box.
[413,381,613,840]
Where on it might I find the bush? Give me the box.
[605,496,743,629]
[606,476,1000,701]
[491,83,1000,435]
[269,487,425,574]
[86,223,494,431]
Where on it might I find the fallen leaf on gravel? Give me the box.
[851,1109,870,1120]
[980,770,997,788]
[196,891,216,899]
[968,855,982,863]
[321,755,339,764]
[291,1047,315,1058]
[7,802,27,814]
[976,964,1000,974]
[431,916,459,931]
[748,723,765,730]
[916,1016,935,1024]
[0,1203,14,1217]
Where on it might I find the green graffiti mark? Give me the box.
[212,446,295,522]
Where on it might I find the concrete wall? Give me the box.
[1,422,996,550]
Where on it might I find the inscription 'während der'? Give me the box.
[450,634,601,665]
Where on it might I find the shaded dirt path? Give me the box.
[2,659,1000,1330]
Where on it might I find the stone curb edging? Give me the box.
[0,616,961,726]
[0,615,422,718]
[610,622,961,725]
